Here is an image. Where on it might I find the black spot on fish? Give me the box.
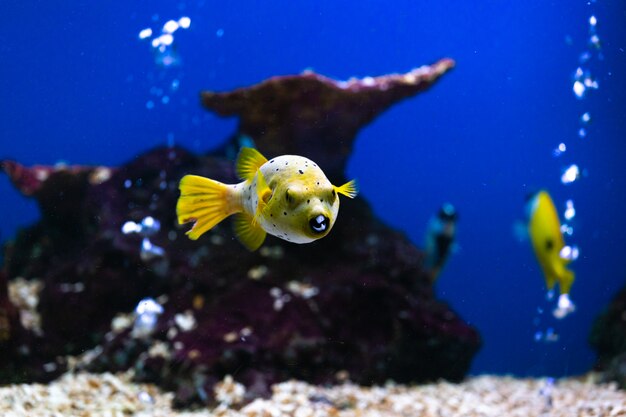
[317,182,320,185]
[545,239,554,251]
[270,159,274,163]
[332,189,336,197]
[284,211,287,216]
[273,224,276,228]
[299,169,304,174]
[320,199,324,203]
[285,162,288,165]
[276,168,279,171]
[270,213,273,217]
[307,199,310,204]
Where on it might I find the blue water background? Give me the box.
[1,1,625,378]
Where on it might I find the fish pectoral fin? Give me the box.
[236,147,268,181]
[254,170,273,223]
[233,212,267,251]
[177,175,233,240]
[334,179,359,199]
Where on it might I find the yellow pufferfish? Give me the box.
[176,147,358,250]
[527,190,576,318]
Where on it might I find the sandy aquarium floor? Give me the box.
[0,372,625,417]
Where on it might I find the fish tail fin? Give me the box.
[335,179,359,199]
[545,274,557,292]
[177,175,236,240]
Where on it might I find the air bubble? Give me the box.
[561,164,580,184]
[578,127,587,138]
[140,216,161,235]
[163,20,180,34]
[564,200,576,220]
[122,221,141,235]
[573,81,586,99]
[139,28,153,40]
[146,100,155,110]
[216,28,224,37]
[178,17,191,29]
[553,293,576,319]
[553,143,567,157]
[559,245,580,261]
[584,75,598,89]
[588,34,601,50]
[579,51,591,64]
[141,238,165,261]
[157,34,174,47]
[580,112,591,124]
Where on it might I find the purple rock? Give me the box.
[0,62,480,407]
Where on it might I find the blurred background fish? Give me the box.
[424,203,458,282]
[526,190,577,319]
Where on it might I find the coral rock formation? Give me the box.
[202,58,455,178]
[0,61,480,407]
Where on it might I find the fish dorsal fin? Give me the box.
[233,212,267,251]
[334,179,359,199]
[236,147,268,181]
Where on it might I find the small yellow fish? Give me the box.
[177,147,358,250]
[527,190,576,317]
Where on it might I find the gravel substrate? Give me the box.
[1,372,624,417]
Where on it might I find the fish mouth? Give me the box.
[309,214,330,235]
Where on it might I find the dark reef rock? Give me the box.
[0,61,481,407]
[590,283,626,388]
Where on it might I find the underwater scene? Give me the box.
[1,0,626,415]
